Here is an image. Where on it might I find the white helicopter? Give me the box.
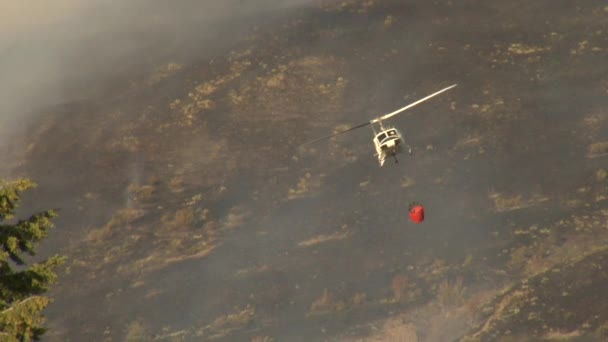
[302,84,457,166]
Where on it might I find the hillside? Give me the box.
[2,1,607,341]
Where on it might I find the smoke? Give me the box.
[0,0,316,149]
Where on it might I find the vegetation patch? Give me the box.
[588,141,608,157]
[297,230,351,247]
[489,190,549,212]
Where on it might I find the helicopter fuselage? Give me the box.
[373,127,403,166]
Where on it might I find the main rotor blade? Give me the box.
[300,121,371,146]
[372,83,457,123]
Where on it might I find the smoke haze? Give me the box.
[2,0,607,340]
[0,0,315,142]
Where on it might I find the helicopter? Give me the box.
[302,84,457,166]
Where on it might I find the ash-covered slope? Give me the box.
[2,0,608,341]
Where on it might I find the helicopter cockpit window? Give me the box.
[387,130,396,136]
[376,133,387,141]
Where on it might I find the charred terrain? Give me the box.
[2,0,608,341]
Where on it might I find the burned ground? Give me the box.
[2,0,608,341]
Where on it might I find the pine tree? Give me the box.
[0,179,66,341]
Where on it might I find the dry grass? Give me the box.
[161,207,195,231]
[383,15,395,28]
[454,135,485,160]
[581,110,607,134]
[437,277,465,308]
[464,291,493,322]
[507,43,550,55]
[154,330,188,341]
[185,193,203,206]
[118,207,221,274]
[318,0,376,14]
[170,55,250,127]
[461,84,522,136]
[464,211,608,339]
[469,289,527,340]
[107,135,140,153]
[508,208,608,279]
[454,134,483,149]
[462,254,473,267]
[507,246,530,271]
[297,230,351,247]
[342,284,500,342]
[125,319,147,342]
[470,103,493,114]
[564,198,585,208]
[127,183,155,202]
[288,173,322,200]
[82,196,237,278]
[596,168,607,182]
[195,306,255,340]
[168,176,184,193]
[309,289,346,314]
[87,208,145,242]
[251,336,274,342]
[130,243,217,276]
[228,55,347,127]
[589,141,608,157]
[235,264,270,277]
[345,319,418,342]
[542,329,582,340]
[381,323,418,342]
[114,205,248,276]
[417,258,450,283]
[570,40,595,55]
[489,190,549,212]
[147,62,182,86]
[491,193,524,211]
[352,292,367,306]
[525,254,550,275]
